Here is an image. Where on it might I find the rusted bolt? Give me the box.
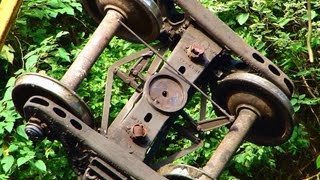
[25,117,45,141]
[130,124,147,139]
[186,44,205,60]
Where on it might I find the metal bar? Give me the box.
[24,96,167,180]
[118,19,234,120]
[100,46,162,134]
[200,108,258,179]
[175,0,294,97]
[60,9,123,90]
[0,0,23,49]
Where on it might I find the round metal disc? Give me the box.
[12,73,93,127]
[81,0,162,42]
[214,72,294,146]
[145,74,187,113]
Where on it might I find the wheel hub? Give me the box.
[81,0,163,42]
[214,72,294,145]
[12,73,93,127]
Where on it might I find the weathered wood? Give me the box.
[0,0,23,49]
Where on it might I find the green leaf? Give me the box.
[17,156,34,167]
[57,48,70,62]
[0,45,15,64]
[236,13,249,25]
[2,86,13,102]
[302,10,318,21]
[1,155,14,173]
[16,125,28,139]
[25,55,39,70]
[4,122,14,133]
[8,144,18,152]
[35,160,46,172]
[316,155,320,169]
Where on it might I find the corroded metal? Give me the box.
[60,9,123,90]
[215,72,294,145]
[176,0,294,97]
[11,0,296,179]
[200,109,258,179]
[81,0,162,42]
[12,73,93,126]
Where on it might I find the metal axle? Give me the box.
[200,108,258,179]
[25,9,123,140]
[60,9,123,90]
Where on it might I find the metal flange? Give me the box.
[81,0,163,42]
[214,72,294,145]
[12,73,93,127]
[144,73,188,113]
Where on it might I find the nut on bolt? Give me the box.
[25,117,45,141]
[186,44,205,61]
[130,124,147,140]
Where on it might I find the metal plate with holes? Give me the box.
[215,72,294,145]
[12,73,93,126]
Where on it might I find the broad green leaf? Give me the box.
[1,155,14,173]
[57,48,70,62]
[8,144,18,152]
[25,55,39,70]
[5,77,16,88]
[35,160,46,172]
[56,31,69,39]
[4,122,14,133]
[16,125,28,139]
[236,13,249,25]
[290,99,298,106]
[17,156,34,167]
[2,86,13,102]
[316,155,320,169]
[0,45,15,64]
[302,10,318,21]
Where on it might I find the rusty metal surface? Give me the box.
[107,25,223,161]
[215,72,294,145]
[11,0,296,179]
[81,0,162,42]
[61,9,123,90]
[23,96,167,180]
[176,0,294,97]
[12,73,93,126]
[200,109,258,179]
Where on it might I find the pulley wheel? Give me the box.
[144,74,188,113]
[214,72,294,145]
[12,73,93,127]
[81,0,162,42]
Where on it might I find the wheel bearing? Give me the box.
[214,72,294,145]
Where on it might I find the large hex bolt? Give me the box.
[25,9,124,140]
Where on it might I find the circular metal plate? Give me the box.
[145,74,187,113]
[215,72,294,145]
[81,0,162,42]
[12,73,93,126]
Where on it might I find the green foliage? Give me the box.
[0,0,319,179]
